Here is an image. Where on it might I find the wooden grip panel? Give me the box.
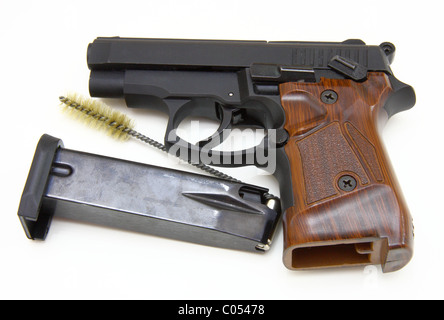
[280,73,413,272]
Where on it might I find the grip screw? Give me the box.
[321,90,338,104]
[338,175,357,191]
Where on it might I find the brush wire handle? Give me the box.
[280,73,414,272]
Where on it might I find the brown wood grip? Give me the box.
[280,73,413,272]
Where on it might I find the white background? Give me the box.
[1,0,443,300]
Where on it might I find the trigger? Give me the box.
[231,109,245,125]
[216,104,244,125]
[197,105,236,149]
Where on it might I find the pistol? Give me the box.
[87,37,415,272]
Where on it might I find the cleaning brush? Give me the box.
[59,94,242,183]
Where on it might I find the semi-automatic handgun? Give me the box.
[87,37,416,272]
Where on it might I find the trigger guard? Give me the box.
[162,100,273,168]
[164,100,233,149]
[206,133,271,168]
[165,130,272,169]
